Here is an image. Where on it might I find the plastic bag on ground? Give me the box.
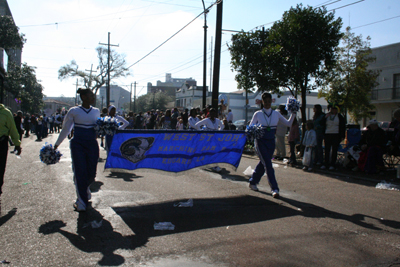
[154,222,175,230]
[375,181,400,191]
[243,166,254,176]
[174,199,193,207]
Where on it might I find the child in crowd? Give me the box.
[176,117,184,130]
[302,120,317,171]
[288,117,300,166]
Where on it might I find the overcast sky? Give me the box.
[7,0,400,98]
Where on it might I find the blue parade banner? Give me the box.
[105,130,246,173]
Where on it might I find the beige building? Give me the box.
[368,42,400,125]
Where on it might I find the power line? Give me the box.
[328,0,365,12]
[126,12,204,69]
[19,3,201,28]
[352,15,400,29]
[126,1,219,69]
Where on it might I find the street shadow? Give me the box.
[90,181,103,193]
[220,170,249,182]
[106,171,143,182]
[0,208,17,227]
[38,208,146,266]
[112,195,397,239]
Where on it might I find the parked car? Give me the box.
[233,119,246,130]
[379,121,391,131]
[362,121,391,132]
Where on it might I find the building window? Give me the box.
[394,74,400,99]
[394,73,400,89]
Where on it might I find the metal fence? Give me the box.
[371,87,400,101]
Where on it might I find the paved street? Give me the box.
[1,132,400,267]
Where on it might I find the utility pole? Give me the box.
[73,78,79,105]
[130,83,133,112]
[201,0,208,109]
[133,81,137,113]
[212,0,223,110]
[209,37,213,94]
[99,32,119,108]
[85,64,97,88]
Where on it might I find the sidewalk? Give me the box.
[242,150,400,185]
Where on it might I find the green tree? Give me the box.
[229,5,342,127]
[319,27,380,123]
[134,91,172,113]
[58,47,131,103]
[229,29,280,93]
[5,62,44,113]
[0,15,25,50]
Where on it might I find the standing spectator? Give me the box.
[54,113,62,133]
[135,112,144,129]
[30,114,36,134]
[10,111,23,154]
[275,105,289,160]
[182,108,189,129]
[147,110,156,129]
[171,108,179,130]
[188,108,200,130]
[0,104,22,203]
[100,108,108,147]
[105,105,129,152]
[159,110,172,129]
[321,104,345,171]
[24,113,31,137]
[48,114,54,134]
[302,121,317,171]
[42,114,48,138]
[176,116,184,130]
[36,116,43,141]
[226,109,233,123]
[14,111,24,141]
[288,117,300,166]
[313,104,326,166]
[126,111,135,130]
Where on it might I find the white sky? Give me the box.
[7,0,400,98]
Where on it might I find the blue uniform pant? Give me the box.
[70,137,99,208]
[249,137,279,191]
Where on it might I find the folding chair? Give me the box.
[337,128,362,164]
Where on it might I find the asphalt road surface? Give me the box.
[0,133,399,267]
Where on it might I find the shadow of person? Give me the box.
[38,209,148,266]
[106,171,142,182]
[0,208,17,227]
[220,170,249,182]
[277,196,388,231]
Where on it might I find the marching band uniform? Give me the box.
[105,105,129,152]
[195,116,224,172]
[188,116,200,130]
[55,105,100,211]
[195,117,224,131]
[249,107,295,196]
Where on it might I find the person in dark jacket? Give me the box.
[312,104,325,166]
[321,104,346,171]
[357,119,387,174]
